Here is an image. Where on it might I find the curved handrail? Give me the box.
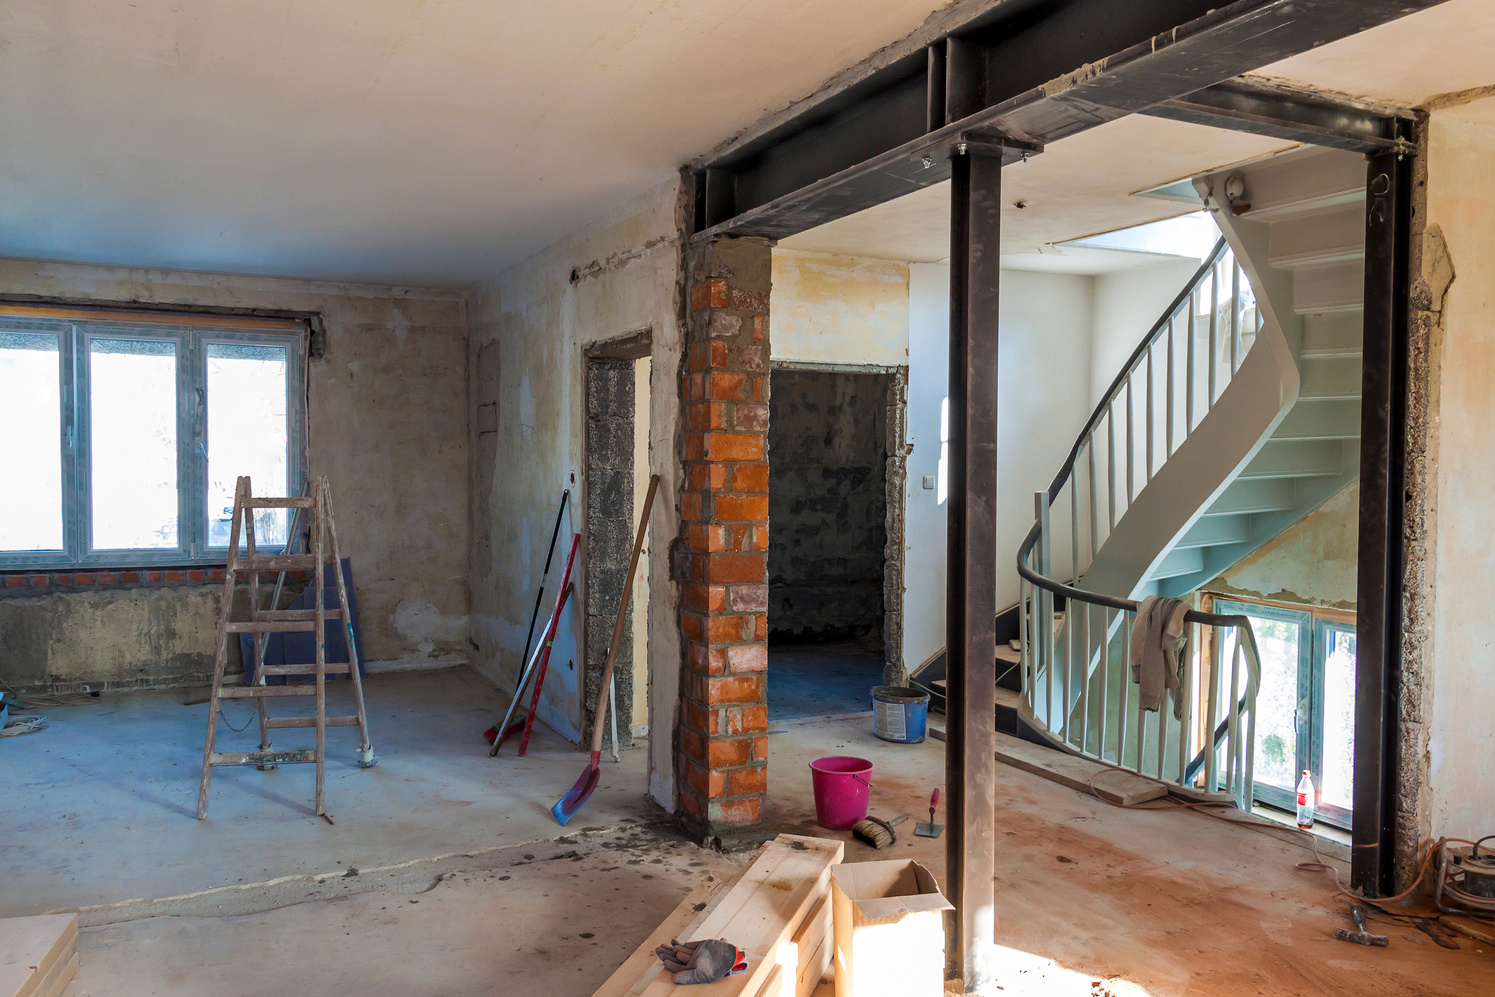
[1016,233,1263,806]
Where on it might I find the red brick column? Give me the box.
[678,236,772,835]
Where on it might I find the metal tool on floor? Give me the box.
[487,533,580,755]
[197,476,375,819]
[553,474,660,826]
[1333,905,1389,947]
[914,788,944,838]
[852,813,907,849]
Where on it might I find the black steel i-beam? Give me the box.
[1353,127,1414,897]
[945,145,1001,993]
[690,0,1450,241]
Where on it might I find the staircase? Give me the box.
[1014,146,1368,809]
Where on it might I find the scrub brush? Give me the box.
[852,813,906,849]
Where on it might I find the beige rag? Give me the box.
[1128,596,1191,718]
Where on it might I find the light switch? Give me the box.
[922,475,936,490]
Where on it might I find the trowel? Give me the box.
[914,788,944,838]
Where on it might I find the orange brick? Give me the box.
[715,796,762,826]
[681,786,706,818]
[686,523,727,553]
[715,493,768,523]
[681,492,703,522]
[689,341,728,369]
[690,642,728,676]
[731,464,769,492]
[684,699,710,735]
[751,735,769,761]
[685,402,725,432]
[687,465,710,491]
[682,611,705,643]
[754,316,765,341]
[680,724,705,763]
[750,526,769,551]
[740,703,769,733]
[706,614,751,644]
[752,614,767,640]
[709,278,729,308]
[690,282,709,312]
[708,371,747,401]
[723,525,749,553]
[727,765,768,797]
[683,583,725,613]
[702,554,765,584]
[708,735,755,767]
[709,674,764,706]
[703,432,763,462]
[683,433,706,461]
[709,464,729,489]
[751,375,764,402]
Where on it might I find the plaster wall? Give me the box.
[769,250,909,366]
[1207,480,1359,611]
[467,178,685,810]
[1420,98,1495,842]
[903,264,1095,670]
[0,259,470,687]
[1089,258,1203,408]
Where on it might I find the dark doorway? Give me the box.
[767,367,890,721]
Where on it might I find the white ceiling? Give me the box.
[0,0,951,288]
[3,1,1491,289]
[778,115,1298,264]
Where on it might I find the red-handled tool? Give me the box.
[914,788,944,838]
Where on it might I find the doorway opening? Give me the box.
[584,334,653,752]
[767,365,901,721]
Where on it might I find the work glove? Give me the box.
[653,937,747,984]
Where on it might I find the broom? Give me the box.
[552,474,660,826]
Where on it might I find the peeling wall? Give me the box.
[467,177,685,811]
[769,250,908,366]
[0,260,470,687]
[1412,96,1495,843]
[1207,480,1359,611]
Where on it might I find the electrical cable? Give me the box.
[0,715,48,736]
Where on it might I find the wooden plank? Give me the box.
[263,715,359,729]
[636,835,842,997]
[751,964,785,997]
[32,952,76,997]
[218,685,317,698]
[226,621,318,633]
[593,865,750,997]
[789,894,831,997]
[244,497,316,509]
[994,731,1167,806]
[231,554,319,572]
[0,914,76,997]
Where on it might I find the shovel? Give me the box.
[914,788,944,838]
[552,474,660,826]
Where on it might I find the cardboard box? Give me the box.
[829,859,953,997]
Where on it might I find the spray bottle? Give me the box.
[1296,770,1316,830]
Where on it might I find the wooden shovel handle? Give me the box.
[590,474,661,755]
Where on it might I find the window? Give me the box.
[0,311,305,568]
[1214,598,1356,829]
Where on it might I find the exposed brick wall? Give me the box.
[678,236,772,833]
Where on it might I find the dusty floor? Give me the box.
[767,641,884,721]
[3,668,1489,996]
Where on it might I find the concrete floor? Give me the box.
[767,641,884,721]
[3,668,1488,996]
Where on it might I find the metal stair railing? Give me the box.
[1014,237,1263,809]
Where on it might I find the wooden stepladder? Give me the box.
[197,475,376,819]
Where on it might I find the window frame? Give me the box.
[1213,596,1355,830]
[0,311,306,569]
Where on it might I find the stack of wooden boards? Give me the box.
[591,834,842,997]
[0,914,77,997]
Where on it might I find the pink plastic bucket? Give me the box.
[809,756,874,830]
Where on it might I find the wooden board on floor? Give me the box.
[604,834,842,997]
[788,893,832,997]
[993,731,1167,806]
[0,914,78,997]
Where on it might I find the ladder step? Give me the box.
[264,715,361,729]
[210,750,318,766]
[243,497,316,509]
[257,663,354,676]
[259,609,343,622]
[231,554,320,573]
[227,620,319,633]
[219,685,318,699]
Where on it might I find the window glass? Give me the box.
[207,342,289,547]
[1319,626,1357,812]
[0,332,63,550]
[1231,610,1305,797]
[90,338,178,550]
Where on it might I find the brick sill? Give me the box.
[1,567,312,595]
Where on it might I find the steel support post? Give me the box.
[1352,129,1413,896]
[945,147,1000,992]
